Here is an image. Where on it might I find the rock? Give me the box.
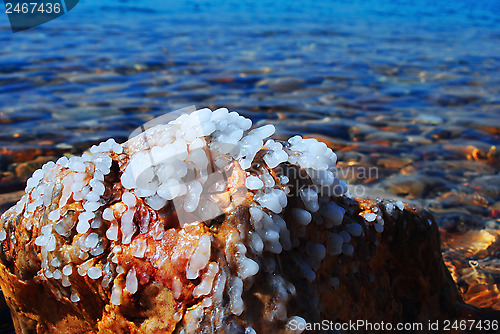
[470,175,500,198]
[414,114,444,125]
[14,156,58,179]
[0,191,24,218]
[256,77,304,92]
[0,173,25,194]
[383,174,446,198]
[376,156,413,170]
[486,146,500,169]
[0,108,489,333]
[441,229,500,310]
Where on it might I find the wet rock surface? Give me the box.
[1,108,494,333]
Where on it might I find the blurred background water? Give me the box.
[0,0,499,313]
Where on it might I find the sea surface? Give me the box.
[0,0,499,314]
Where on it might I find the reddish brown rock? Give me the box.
[0,108,495,333]
[0,191,469,333]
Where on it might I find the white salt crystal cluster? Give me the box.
[186,234,211,280]
[120,108,266,222]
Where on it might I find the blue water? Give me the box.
[0,0,499,230]
[1,0,499,141]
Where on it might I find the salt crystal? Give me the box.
[125,268,138,294]
[120,168,136,190]
[62,275,71,287]
[68,158,86,173]
[88,267,102,279]
[279,175,289,184]
[89,179,105,196]
[286,316,307,334]
[238,117,252,130]
[263,140,288,168]
[260,172,275,188]
[363,212,377,222]
[385,202,395,215]
[109,285,122,305]
[322,201,345,227]
[93,169,104,182]
[306,242,326,264]
[186,235,211,280]
[76,220,90,234]
[157,178,186,201]
[122,192,137,208]
[330,277,340,289]
[248,124,275,139]
[50,258,61,267]
[70,293,80,303]
[327,233,343,256]
[342,244,354,256]
[73,173,86,182]
[254,190,284,214]
[90,215,102,229]
[35,234,48,247]
[291,208,311,226]
[77,266,87,276]
[53,269,62,280]
[79,211,95,222]
[56,156,69,167]
[46,234,56,252]
[340,230,351,244]
[183,180,202,212]
[101,275,111,288]
[237,257,259,280]
[346,223,363,237]
[106,224,119,240]
[228,276,244,316]
[193,262,219,298]
[45,270,53,279]
[249,231,264,254]
[121,209,136,244]
[294,256,316,282]
[112,143,123,154]
[144,194,167,210]
[85,191,100,203]
[48,210,60,221]
[245,175,264,190]
[90,244,105,256]
[83,201,101,212]
[299,188,319,212]
[102,208,115,221]
[62,264,72,276]
[84,233,99,249]
[134,187,156,198]
[374,223,384,233]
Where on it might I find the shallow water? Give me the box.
[0,0,499,310]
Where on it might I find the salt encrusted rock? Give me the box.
[0,108,464,333]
